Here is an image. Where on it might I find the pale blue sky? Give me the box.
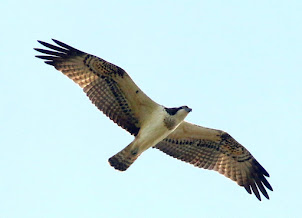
[1,1,301,217]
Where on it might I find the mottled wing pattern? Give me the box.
[35,39,157,135]
[154,121,273,200]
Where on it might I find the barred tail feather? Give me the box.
[108,146,139,171]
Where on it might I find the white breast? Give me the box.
[134,106,175,152]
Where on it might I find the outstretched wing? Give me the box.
[35,39,159,136]
[154,121,273,200]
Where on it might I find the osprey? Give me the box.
[35,39,273,201]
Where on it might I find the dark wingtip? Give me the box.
[51,38,79,52]
[37,40,47,46]
[35,55,53,60]
[256,181,270,199]
[244,185,252,194]
[244,182,271,201]
[254,159,270,177]
[262,168,270,177]
[52,38,59,43]
[45,61,55,66]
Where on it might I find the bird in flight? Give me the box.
[35,39,273,200]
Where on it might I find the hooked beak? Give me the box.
[185,107,192,113]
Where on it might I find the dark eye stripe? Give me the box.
[165,107,179,115]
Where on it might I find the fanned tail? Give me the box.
[108,145,139,171]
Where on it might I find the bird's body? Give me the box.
[109,105,191,170]
[35,39,273,200]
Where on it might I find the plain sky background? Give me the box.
[1,0,301,217]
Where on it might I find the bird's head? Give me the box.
[180,105,192,113]
[165,106,192,122]
[165,106,192,115]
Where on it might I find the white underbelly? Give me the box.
[135,119,180,152]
